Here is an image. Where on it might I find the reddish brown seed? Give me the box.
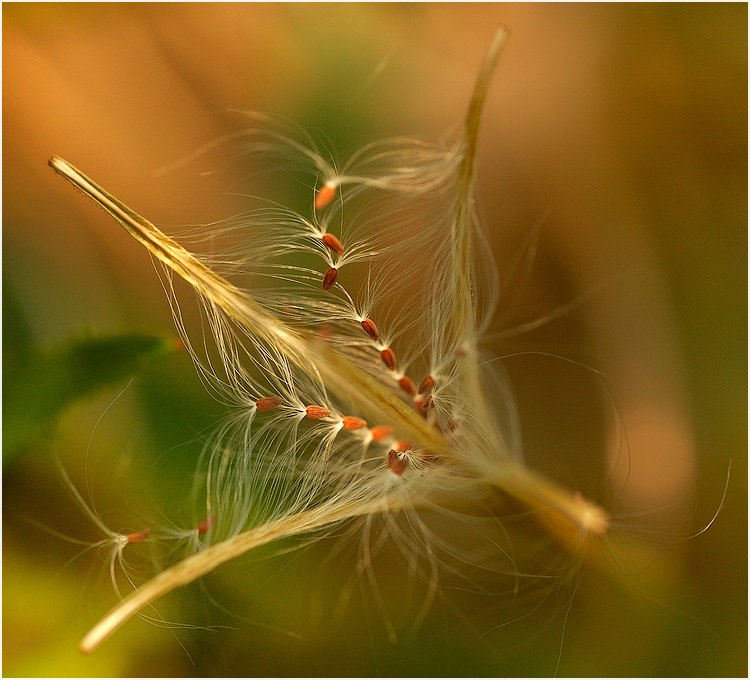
[360,318,379,341]
[418,374,435,394]
[416,394,434,416]
[321,232,345,256]
[322,267,338,291]
[398,375,417,396]
[370,425,393,441]
[256,396,283,412]
[315,182,337,210]
[342,416,367,430]
[126,528,150,543]
[305,405,331,420]
[387,449,408,476]
[196,514,216,536]
[379,347,397,371]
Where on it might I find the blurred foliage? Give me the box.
[3,278,179,461]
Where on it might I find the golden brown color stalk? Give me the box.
[49,28,610,653]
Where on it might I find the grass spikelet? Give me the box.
[49,27,612,654]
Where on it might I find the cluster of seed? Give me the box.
[113,180,437,540]
[315,181,437,408]
[252,180,447,478]
[106,178,442,552]
[253,392,415,477]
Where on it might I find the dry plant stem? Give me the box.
[50,28,610,654]
[78,466,606,654]
[448,29,509,446]
[49,154,609,652]
[47,157,605,526]
[79,494,409,654]
[451,27,504,337]
[488,464,609,544]
[48,156,446,453]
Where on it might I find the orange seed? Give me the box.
[315,182,337,210]
[370,425,394,441]
[305,405,331,420]
[196,515,216,535]
[342,416,367,430]
[321,232,344,256]
[256,396,283,411]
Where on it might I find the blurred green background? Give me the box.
[3,4,746,676]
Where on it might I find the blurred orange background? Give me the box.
[4,4,746,676]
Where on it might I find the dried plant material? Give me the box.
[50,27,613,655]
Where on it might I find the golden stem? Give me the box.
[489,460,610,542]
[80,494,406,654]
[48,156,453,450]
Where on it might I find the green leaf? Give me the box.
[3,277,35,372]
[3,333,179,461]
